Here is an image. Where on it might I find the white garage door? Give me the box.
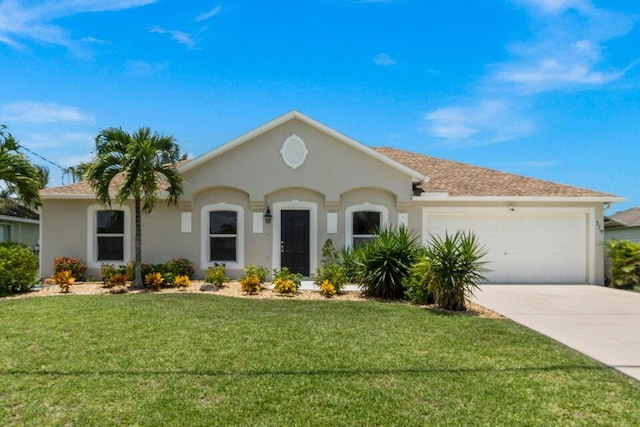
[424,210,587,283]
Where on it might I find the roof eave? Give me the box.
[0,214,39,224]
[413,195,626,203]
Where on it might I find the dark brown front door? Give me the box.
[281,210,310,276]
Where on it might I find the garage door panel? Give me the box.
[425,212,586,283]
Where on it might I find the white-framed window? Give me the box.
[345,203,389,247]
[87,204,131,268]
[201,203,244,270]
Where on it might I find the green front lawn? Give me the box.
[1,294,639,425]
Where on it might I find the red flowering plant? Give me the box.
[53,257,87,281]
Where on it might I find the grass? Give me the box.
[1,294,640,426]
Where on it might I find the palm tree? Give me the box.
[85,127,184,288]
[0,125,42,210]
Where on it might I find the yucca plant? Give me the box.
[425,231,489,311]
[359,225,422,299]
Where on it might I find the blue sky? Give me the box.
[0,0,638,213]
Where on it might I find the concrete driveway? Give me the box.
[471,285,640,381]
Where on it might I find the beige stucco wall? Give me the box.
[40,198,193,279]
[182,118,414,206]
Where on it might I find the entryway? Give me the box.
[280,210,310,276]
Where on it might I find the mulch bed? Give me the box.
[2,281,502,318]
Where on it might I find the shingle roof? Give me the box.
[0,204,39,220]
[39,161,189,197]
[373,147,615,198]
[39,175,125,197]
[40,147,616,199]
[608,207,640,226]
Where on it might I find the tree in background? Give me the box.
[0,125,43,210]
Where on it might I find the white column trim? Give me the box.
[271,200,318,276]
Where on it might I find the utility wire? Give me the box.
[16,143,65,173]
[16,143,82,185]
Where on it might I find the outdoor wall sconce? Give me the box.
[264,206,272,223]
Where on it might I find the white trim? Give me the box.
[0,214,39,224]
[397,212,409,227]
[179,110,426,183]
[180,212,192,233]
[200,203,245,270]
[345,203,389,247]
[421,206,597,284]
[252,212,264,234]
[280,134,308,169]
[271,200,318,276]
[413,195,626,203]
[327,212,338,234]
[87,204,131,269]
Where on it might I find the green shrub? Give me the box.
[338,246,362,284]
[205,264,229,286]
[312,239,348,293]
[243,265,269,284]
[162,258,195,279]
[100,263,128,286]
[606,240,640,289]
[273,267,303,292]
[359,226,422,299]
[403,259,435,305]
[125,261,153,282]
[0,242,39,295]
[53,256,87,281]
[425,231,489,311]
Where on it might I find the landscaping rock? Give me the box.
[200,283,219,292]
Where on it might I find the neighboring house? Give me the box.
[603,207,640,279]
[604,207,640,242]
[0,204,40,250]
[39,111,622,284]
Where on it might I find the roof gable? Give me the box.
[179,110,426,183]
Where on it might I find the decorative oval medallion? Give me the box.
[280,134,308,169]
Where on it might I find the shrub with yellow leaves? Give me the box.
[319,280,336,298]
[53,270,75,293]
[273,278,297,295]
[174,275,190,289]
[145,272,164,290]
[240,275,261,295]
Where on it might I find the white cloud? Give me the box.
[21,131,95,149]
[423,100,535,145]
[149,26,195,49]
[125,60,168,77]
[373,53,397,66]
[1,101,93,124]
[81,36,111,45]
[495,1,637,92]
[0,0,156,50]
[195,5,221,22]
[514,0,588,14]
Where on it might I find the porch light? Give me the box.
[264,206,272,223]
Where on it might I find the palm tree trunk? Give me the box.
[133,197,143,289]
